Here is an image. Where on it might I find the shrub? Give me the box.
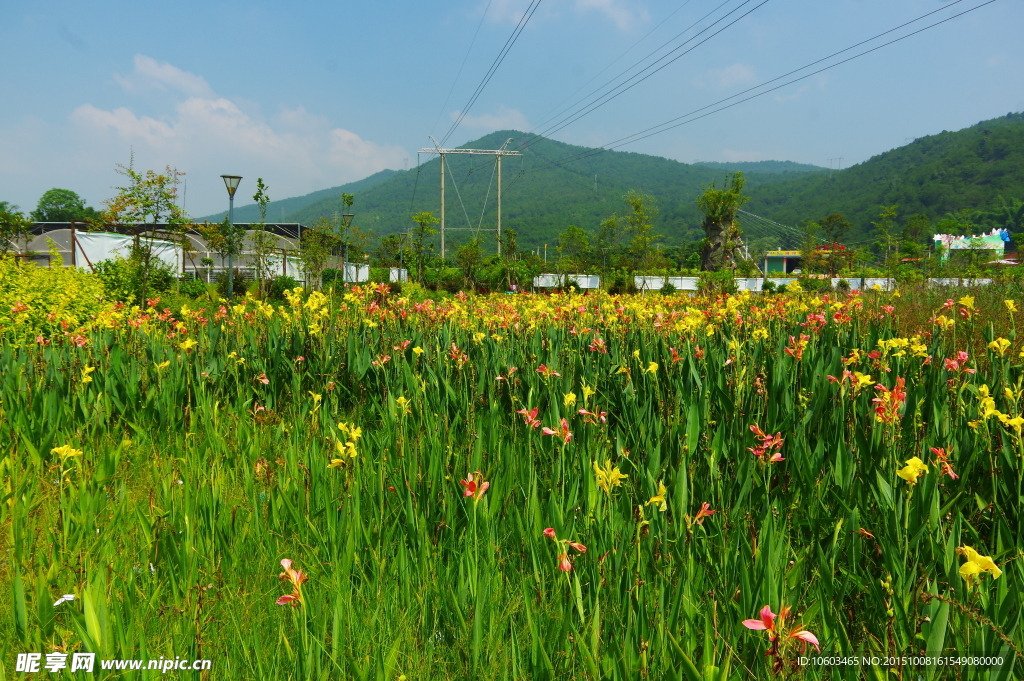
[0,254,111,340]
[761,280,777,294]
[178,277,209,298]
[216,270,248,298]
[269,275,299,301]
[660,281,677,296]
[94,256,176,303]
[697,269,738,295]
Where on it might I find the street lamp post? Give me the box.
[221,175,242,300]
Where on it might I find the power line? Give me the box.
[522,0,771,149]
[506,0,991,185]
[430,0,495,138]
[530,0,697,133]
[439,0,543,147]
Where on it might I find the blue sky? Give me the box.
[2,0,1021,218]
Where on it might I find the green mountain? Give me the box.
[235,112,1024,253]
[197,169,400,223]
[280,131,817,250]
[746,112,1024,240]
[694,160,826,174]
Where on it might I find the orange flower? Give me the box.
[276,559,307,606]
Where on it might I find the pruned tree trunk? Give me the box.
[700,220,740,272]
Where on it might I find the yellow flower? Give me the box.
[179,338,198,351]
[615,366,629,375]
[645,361,658,375]
[988,338,1011,356]
[155,360,170,370]
[958,546,1001,584]
[308,391,322,405]
[581,384,596,402]
[646,481,667,511]
[958,295,975,310]
[563,392,577,407]
[328,458,345,468]
[896,457,928,485]
[413,346,425,356]
[80,365,95,383]
[632,349,640,359]
[1005,300,1017,313]
[593,459,628,494]
[473,332,486,343]
[51,445,83,459]
[491,334,504,342]
[853,372,874,390]
[395,396,411,416]
[336,439,357,458]
[752,328,769,341]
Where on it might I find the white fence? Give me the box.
[529,275,1012,291]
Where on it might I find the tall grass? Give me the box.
[1,285,1021,679]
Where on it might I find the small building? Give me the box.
[763,250,802,275]
[933,229,1010,262]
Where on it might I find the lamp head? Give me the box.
[221,175,243,198]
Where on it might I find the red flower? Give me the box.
[459,471,490,502]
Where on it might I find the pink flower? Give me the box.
[558,554,572,572]
[516,407,541,428]
[541,418,573,445]
[568,542,587,554]
[276,558,307,606]
[543,528,557,540]
[742,605,820,653]
[257,373,270,385]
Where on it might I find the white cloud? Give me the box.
[574,0,649,31]
[452,105,530,131]
[114,55,214,98]
[721,149,763,162]
[30,56,411,216]
[698,63,757,89]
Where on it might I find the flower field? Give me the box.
[1,281,1022,679]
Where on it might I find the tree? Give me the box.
[455,236,485,289]
[299,218,341,290]
[410,212,439,282]
[198,217,247,288]
[100,156,191,303]
[250,178,279,296]
[557,224,591,272]
[872,205,900,267]
[0,205,33,255]
[31,188,99,222]
[697,172,748,272]
[623,189,660,269]
[900,214,931,259]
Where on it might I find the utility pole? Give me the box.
[497,152,502,256]
[419,136,522,260]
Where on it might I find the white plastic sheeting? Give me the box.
[390,268,408,283]
[532,274,600,289]
[75,232,180,271]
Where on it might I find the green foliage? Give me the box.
[268,274,298,300]
[697,268,739,294]
[0,254,110,339]
[659,280,677,295]
[0,205,33,255]
[94,256,176,302]
[30,188,99,222]
[299,218,341,290]
[177,276,210,298]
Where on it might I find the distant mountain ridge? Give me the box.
[196,169,401,223]
[693,160,826,174]
[207,112,1024,250]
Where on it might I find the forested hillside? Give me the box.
[219,113,1024,252]
[279,131,822,251]
[746,112,1024,240]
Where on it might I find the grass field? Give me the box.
[1,282,1021,679]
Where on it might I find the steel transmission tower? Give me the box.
[418,136,523,258]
